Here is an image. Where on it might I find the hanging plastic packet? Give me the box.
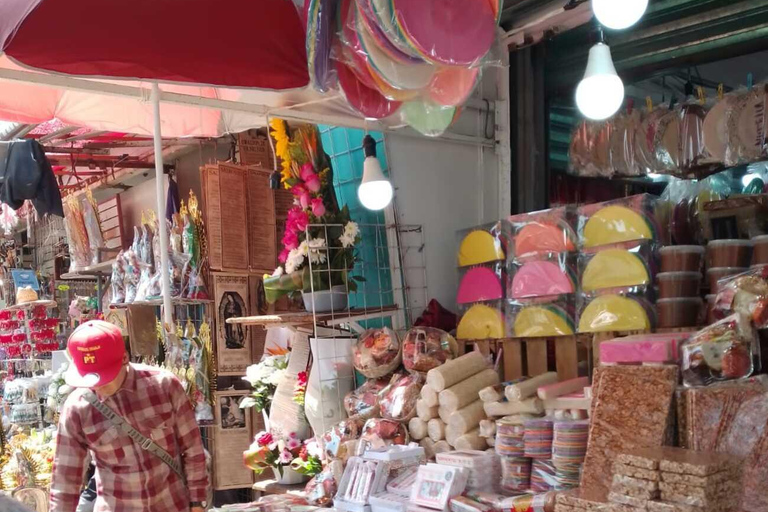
[81,190,105,266]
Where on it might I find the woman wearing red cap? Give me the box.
[50,320,208,512]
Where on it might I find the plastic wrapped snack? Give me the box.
[457,221,511,267]
[304,466,339,507]
[507,296,576,337]
[508,206,577,261]
[713,266,768,327]
[579,241,655,293]
[357,418,409,454]
[578,194,664,249]
[509,253,576,299]
[724,85,768,166]
[577,292,653,333]
[379,373,422,422]
[344,378,389,420]
[457,263,505,305]
[402,327,458,373]
[63,194,92,272]
[322,418,362,460]
[681,313,757,387]
[352,327,402,378]
[500,456,531,493]
[456,303,505,340]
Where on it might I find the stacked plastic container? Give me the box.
[576,194,664,333]
[506,207,579,337]
[456,221,511,341]
[436,450,500,493]
[657,245,705,328]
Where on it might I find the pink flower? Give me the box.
[291,183,307,197]
[256,431,273,447]
[282,230,299,250]
[289,208,309,231]
[278,249,290,263]
[311,198,326,217]
[300,163,316,181]
[305,175,321,193]
[299,191,311,210]
[297,371,308,386]
[289,432,298,439]
[278,449,294,464]
[286,438,301,450]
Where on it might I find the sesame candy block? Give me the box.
[612,463,660,482]
[555,505,585,512]
[610,482,658,500]
[607,493,648,509]
[556,489,608,510]
[626,446,739,477]
[646,501,706,512]
[612,474,659,492]
[616,453,659,471]
[609,504,646,512]
[659,480,739,501]
[660,469,737,487]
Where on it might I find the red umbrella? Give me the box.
[0,0,308,89]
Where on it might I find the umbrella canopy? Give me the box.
[0,0,308,89]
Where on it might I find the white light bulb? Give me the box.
[576,42,624,120]
[358,179,394,211]
[592,0,648,30]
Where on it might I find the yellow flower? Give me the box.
[270,118,295,188]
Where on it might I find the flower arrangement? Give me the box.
[293,370,308,406]
[264,119,363,304]
[243,430,303,476]
[290,439,323,477]
[240,351,290,413]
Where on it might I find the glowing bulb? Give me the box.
[576,43,624,120]
[593,0,648,30]
[358,135,393,211]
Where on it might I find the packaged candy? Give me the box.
[344,378,389,420]
[304,466,339,507]
[577,292,654,333]
[509,253,576,299]
[578,194,664,249]
[579,241,655,293]
[322,419,362,460]
[402,327,458,374]
[530,459,557,492]
[457,222,510,268]
[379,373,422,422]
[357,418,409,454]
[508,207,577,261]
[457,263,505,305]
[353,328,402,378]
[500,456,531,493]
[713,266,768,326]
[456,303,505,340]
[507,296,576,337]
[681,313,757,387]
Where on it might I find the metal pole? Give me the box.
[151,83,174,327]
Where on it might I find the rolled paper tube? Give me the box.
[427,418,446,442]
[433,441,451,455]
[479,419,497,438]
[542,395,591,411]
[505,372,558,401]
[438,406,452,424]
[447,400,486,435]
[420,438,436,459]
[479,383,505,403]
[537,377,590,400]
[409,417,428,440]
[416,399,439,421]
[439,369,500,411]
[454,429,487,450]
[426,350,488,391]
[445,424,461,446]
[421,384,439,407]
[484,398,544,417]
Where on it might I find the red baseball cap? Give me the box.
[65,320,126,388]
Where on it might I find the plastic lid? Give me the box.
[751,234,768,242]
[657,271,702,280]
[706,267,748,275]
[659,245,705,254]
[657,297,703,305]
[707,239,753,247]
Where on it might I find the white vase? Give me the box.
[272,466,307,485]
[302,285,348,313]
[304,337,356,436]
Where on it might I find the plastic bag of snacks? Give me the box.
[356,418,408,455]
[321,419,362,460]
[713,266,768,327]
[304,466,339,507]
[379,373,422,422]
[681,313,757,387]
[352,327,401,378]
[402,327,458,374]
[343,378,389,420]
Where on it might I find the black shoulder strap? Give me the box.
[82,391,186,482]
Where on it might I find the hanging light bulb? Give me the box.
[358,135,393,211]
[592,0,648,30]
[576,42,624,120]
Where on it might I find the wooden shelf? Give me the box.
[60,258,117,280]
[252,479,305,496]
[226,305,399,328]
[108,298,213,309]
[5,300,58,311]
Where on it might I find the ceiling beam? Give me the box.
[60,130,108,143]
[37,125,80,143]
[83,137,219,149]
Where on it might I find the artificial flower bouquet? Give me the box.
[239,351,290,413]
[263,120,363,304]
[242,431,304,476]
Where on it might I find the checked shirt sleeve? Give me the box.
[169,376,209,501]
[50,399,88,512]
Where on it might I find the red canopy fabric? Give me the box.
[1,0,309,90]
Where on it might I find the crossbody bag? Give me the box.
[83,391,186,483]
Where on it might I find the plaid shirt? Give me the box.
[50,364,208,512]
